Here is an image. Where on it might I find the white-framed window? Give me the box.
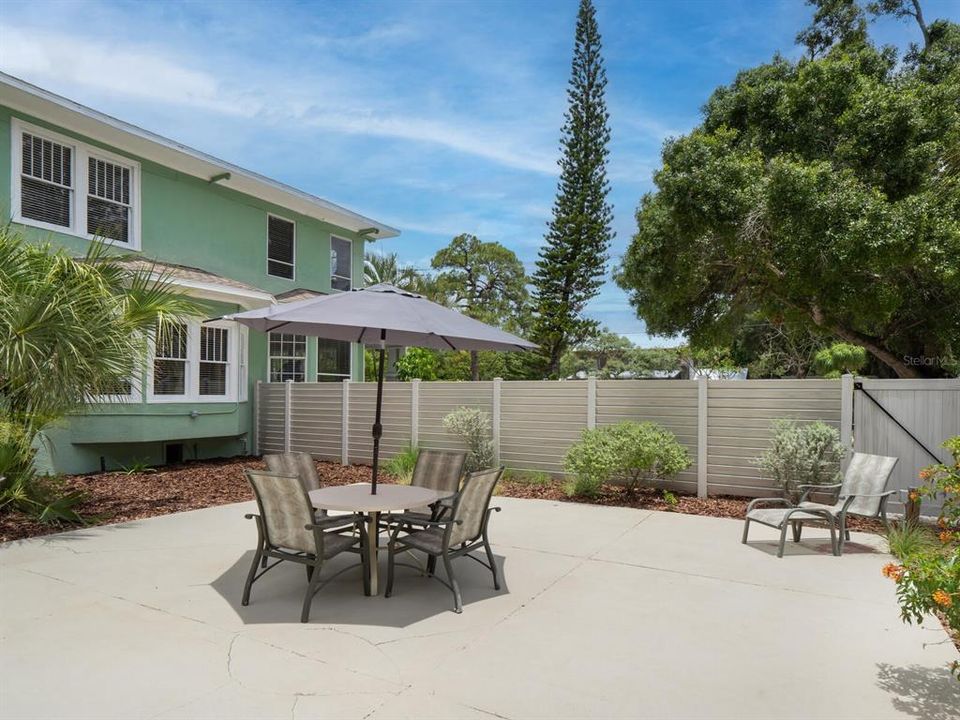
[147,320,240,402]
[269,332,306,382]
[267,215,295,280]
[10,118,141,249]
[330,235,352,291]
[153,322,189,397]
[317,339,352,382]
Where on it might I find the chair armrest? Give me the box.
[798,483,842,503]
[387,513,462,527]
[244,513,259,520]
[746,497,793,513]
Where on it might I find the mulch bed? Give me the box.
[0,457,884,543]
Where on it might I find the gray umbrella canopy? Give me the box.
[223,284,537,351]
[223,284,536,494]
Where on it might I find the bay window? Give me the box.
[148,321,241,402]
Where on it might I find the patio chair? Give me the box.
[242,469,367,622]
[404,449,467,523]
[385,467,504,613]
[264,451,352,531]
[742,452,899,557]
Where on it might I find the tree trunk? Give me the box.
[807,306,921,378]
[470,350,480,382]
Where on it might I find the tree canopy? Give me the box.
[616,0,959,378]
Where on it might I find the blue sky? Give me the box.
[1,0,955,346]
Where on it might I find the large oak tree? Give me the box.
[616,0,959,377]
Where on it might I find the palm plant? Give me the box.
[0,227,202,520]
[363,251,424,292]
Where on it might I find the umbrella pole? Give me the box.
[370,330,387,495]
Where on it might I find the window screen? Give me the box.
[331,236,352,291]
[317,339,351,381]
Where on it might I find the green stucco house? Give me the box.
[0,72,399,474]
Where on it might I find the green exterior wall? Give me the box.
[1,105,370,474]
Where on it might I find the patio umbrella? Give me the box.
[222,284,536,494]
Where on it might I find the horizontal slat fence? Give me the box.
[254,376,959,502]
[706,380,842,497]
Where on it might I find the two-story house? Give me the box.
[0,73,399,474]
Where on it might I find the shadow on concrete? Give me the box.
[211,548,509,626]
[875,662,960,720]
[743,539,837,557]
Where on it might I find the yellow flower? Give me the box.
[932,590,953,608]
[908,491,919,502]
[940,531,954,543]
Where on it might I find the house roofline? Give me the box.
[0,72,400,240]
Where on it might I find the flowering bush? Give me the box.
[564,421,692,497]
[883,436,960,679]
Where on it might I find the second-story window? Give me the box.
[330,236,352,291]
[20,131,73,229]
[87,156,132,244]
[13,119,141,249]
[267,215,295,279]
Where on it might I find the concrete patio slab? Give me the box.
[1,497,957,720]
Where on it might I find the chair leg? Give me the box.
[828,519,839,556]
[777,522,789,558]
[442,551,463,613]
[483,530,500,590]
[306,564,314,582]
[385,539,397,598]
[241,546,263,606]
[741,519,750,544]
[359,523,372,597]
[301,561,322,623]
[791,522,802,542]
[261,555,268,569]
[839,513,848,554]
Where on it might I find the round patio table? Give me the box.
[308,483,451,596]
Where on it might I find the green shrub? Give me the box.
[752,419,845,504]
[442,407,494,473]
[384,445,419,483]
[563,421,692,498]
[885,521,935,559]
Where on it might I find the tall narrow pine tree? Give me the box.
[532,0,614,378]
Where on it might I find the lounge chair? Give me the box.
[385,467,504,613]
[242,469,366,622]
[742,452,899,557]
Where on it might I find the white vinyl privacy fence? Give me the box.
[255,376,959,500]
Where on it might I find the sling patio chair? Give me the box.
[385,467,504,613]
[264,451,354,531]
[242,469,367,622]
[403,449,467,524]
[742,452,899,557]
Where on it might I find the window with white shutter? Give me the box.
[87,156,132,243]
[267,216,295,279]
[20,131,73,228]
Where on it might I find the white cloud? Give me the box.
[0,24,558,175]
